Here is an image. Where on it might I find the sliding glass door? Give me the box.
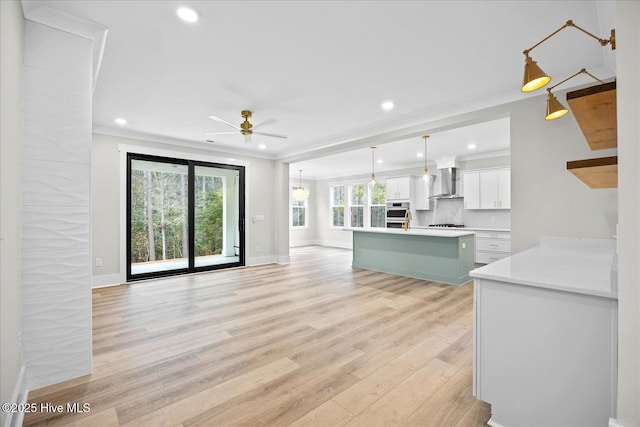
[127,154,245,281]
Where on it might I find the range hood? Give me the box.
[430,167,463,199]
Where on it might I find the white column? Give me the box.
[615,1,640,426]
[274,161,290,263]
[21,20,94,390]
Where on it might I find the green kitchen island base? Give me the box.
[349,228,476,285]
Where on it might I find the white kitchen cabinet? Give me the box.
[475,230,511,264]
[413,176,430,210]
[471,237,617,427]
[385,176,413,201]
[497,168,510,208]
[464,168,510,210]
[463,172,480,209]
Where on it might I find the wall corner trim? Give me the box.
[4,365,28,427]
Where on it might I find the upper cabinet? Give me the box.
[463,172,480,209]
[386,176,413,201]
[463,168,510,210]
[413,177,431,210]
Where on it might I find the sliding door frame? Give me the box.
[126,152,245,282]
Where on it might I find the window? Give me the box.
[330,185,345,227]
[370,182,386,228]
[350,183,365,228]
[291,186,308,228]
[127,153,245,281]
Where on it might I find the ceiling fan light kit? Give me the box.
[520,19,615,120]
[205,110,288,143]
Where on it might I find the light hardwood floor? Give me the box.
[24,246,490,427]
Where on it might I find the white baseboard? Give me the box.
[487,418,505,427]
[246,255,277,266]
[5,365,28,427]
[609,418,624,427]
[276,255,290,264]
[289,240,316,247]
[92,273,124,288]
[314,240,352,250]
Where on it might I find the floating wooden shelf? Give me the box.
[566,81,617,150]
[567,156,618,189]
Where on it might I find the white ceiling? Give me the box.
[40,0,616,176]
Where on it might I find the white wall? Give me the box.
[21,19,94,390]
[0,1,24,424]
[91,133,280,285]
[615,1,640,425]
[510,94,618,252]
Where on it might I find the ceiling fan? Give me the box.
[205,110,288,143]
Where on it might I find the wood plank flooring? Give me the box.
[24,245,490,427]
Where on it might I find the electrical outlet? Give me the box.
[95,258,102,267]
[256,245,261,252]
[462,243,466,249]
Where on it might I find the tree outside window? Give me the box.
[370,182,386,228]
[330,185,345,227]
[350,183,365,228]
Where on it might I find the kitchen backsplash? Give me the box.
[415,198,511,229]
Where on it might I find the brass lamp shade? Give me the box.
[545,92,569,120]
[522,56,551,92]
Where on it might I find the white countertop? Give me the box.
[470,236,617,299]
[411,226,511,232]
[344,227,475,238]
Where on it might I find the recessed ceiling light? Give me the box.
[258,144,266,150]
[377,159,383,164]
[468,144,477,150]
[114,118,127,125]
[381,100,395,111]
[416,152,423,158]
[177,6,198,23]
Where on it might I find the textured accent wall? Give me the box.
[22,20,93,390]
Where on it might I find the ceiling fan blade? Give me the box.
[208,115,241,130]
[244,134,251,144]
[252,118,277,130]
[253,131,288,139]
[204,131,240,135]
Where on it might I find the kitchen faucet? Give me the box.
[402,210,412,231]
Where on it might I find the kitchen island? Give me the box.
[345,227,475,285]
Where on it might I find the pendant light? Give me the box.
[422,135,430,181]
[369,147,376,188]
[292,169,310,202]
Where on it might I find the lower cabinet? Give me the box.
[473,277,617,427]
[475,231,510,264]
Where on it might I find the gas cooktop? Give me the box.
[428,224,465,228]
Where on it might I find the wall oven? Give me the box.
[386,202,410,228]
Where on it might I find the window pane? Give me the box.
[333,186,345,206]
[371,206,386,228]
[372,182,386,205]
[130,160,189,275]
[333,207,344,227]
[292,207,306,227]
[350,207,364,228]
[351,184,364,205]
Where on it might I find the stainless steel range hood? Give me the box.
[430,167,463,199]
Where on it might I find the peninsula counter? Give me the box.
[345,227,476,285]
